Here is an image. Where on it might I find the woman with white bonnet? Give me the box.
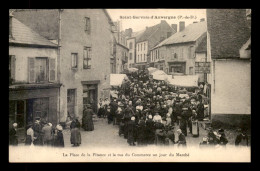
[153,112,162,123]
[127,116,137,146]
[25,123,34,146]
[54,124,64,147]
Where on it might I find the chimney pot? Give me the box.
[179,21,185,32]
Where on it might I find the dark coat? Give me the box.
[82,109,94,131]
[136,119,146,145]
[235,133,249,146]
[196,102,204,120]
[70,120,81,145]
[9,127,18,146]
[145,119,155,144]
[127,120,137,144]
[54,131,65,147]
[177,133,186,146]
[33,123,43,145]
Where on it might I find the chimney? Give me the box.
[193,21,198,24]
[171,24,177,32]
[9,13,14,38]
[200,18,205,22]
[179,21,185,32]
[125,28,133,37]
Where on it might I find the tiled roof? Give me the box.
[153,21,207,49]
[207,9,251,59]
[131,29,145,40]
[136,23,161,43]
[9,17,58,47]
[195,35,207,52]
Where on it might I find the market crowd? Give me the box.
[97,70,248,147]
[9,69,249,148]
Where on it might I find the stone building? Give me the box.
[9,13,59,142]
[13,9,115,123]
[207,9,251,126]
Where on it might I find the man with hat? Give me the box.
[110,98,118,125]
[41,120,53,146]
[82,104,94,131]
[33,117,43,146]
[9,123,18,146]
[216,129,228,146]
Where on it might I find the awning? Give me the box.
[127,67,138,73]
[168,75,199,87]
[151,70,168,81]
[110,74,128,86]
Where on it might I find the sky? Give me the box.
[106,9,206,32]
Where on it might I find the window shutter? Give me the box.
[28,57,35,83]
[11,56,16,80]
[49,58,56,82]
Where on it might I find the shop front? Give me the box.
[9,83,60,143]
[82,81,100,113]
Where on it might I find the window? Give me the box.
[83,47,92,69]
[9,55,15,85]
[137,55,139,62]
[141,44,142,51]
[129,53,132,60]
[85,17,91,34]
[129,42,133,49]
[138,44,139,51]
[189,67,194,75]
[169,63,185,74]
[144,43,145,51]
[28,57,56,83]
[71,53,78,69]
[144,54,146,61]
[140,54,142,62]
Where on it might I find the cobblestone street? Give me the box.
[62,117,209,148]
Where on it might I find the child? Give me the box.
[176,129,186,147]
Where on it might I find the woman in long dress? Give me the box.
[70,117,81,146]
[82,104,94,131]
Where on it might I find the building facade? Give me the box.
[151,20,207,79]
[207,9,251,126]
[13,9,115,123]
[135,20,176,70]
[9,15,59,142]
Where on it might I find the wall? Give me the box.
[211,59,251,115]
[58,9,112,122]
[136,41,148,63]
[9,46,58,83]
[126,38,135,67]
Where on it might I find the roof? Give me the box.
[131,29,145,40]
[136,23,161,43]
[195,35,207,53]
[153,21,207,49]
[207,9,251,59]
[103,9,115,26]
[9,17,58,47]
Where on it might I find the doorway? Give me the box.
[83,84,98,113]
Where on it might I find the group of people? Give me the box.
[97,70,208,146]
[9,117,65,147]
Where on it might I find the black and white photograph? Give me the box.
[9,9,251,162]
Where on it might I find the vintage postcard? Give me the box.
[9,9,251,162]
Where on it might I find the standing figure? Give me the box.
[136,116,146,146]
[54,124,65,147]
[82,104,94,131]
[97,98,105,118]
[176,129,186,147]
[127,116,137,146]
[33,117,43,146]
[41,121,53,146]
[70,117,81,146]
[9,123,18,146]
[25,123,34,146]
[235,129,249,147]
